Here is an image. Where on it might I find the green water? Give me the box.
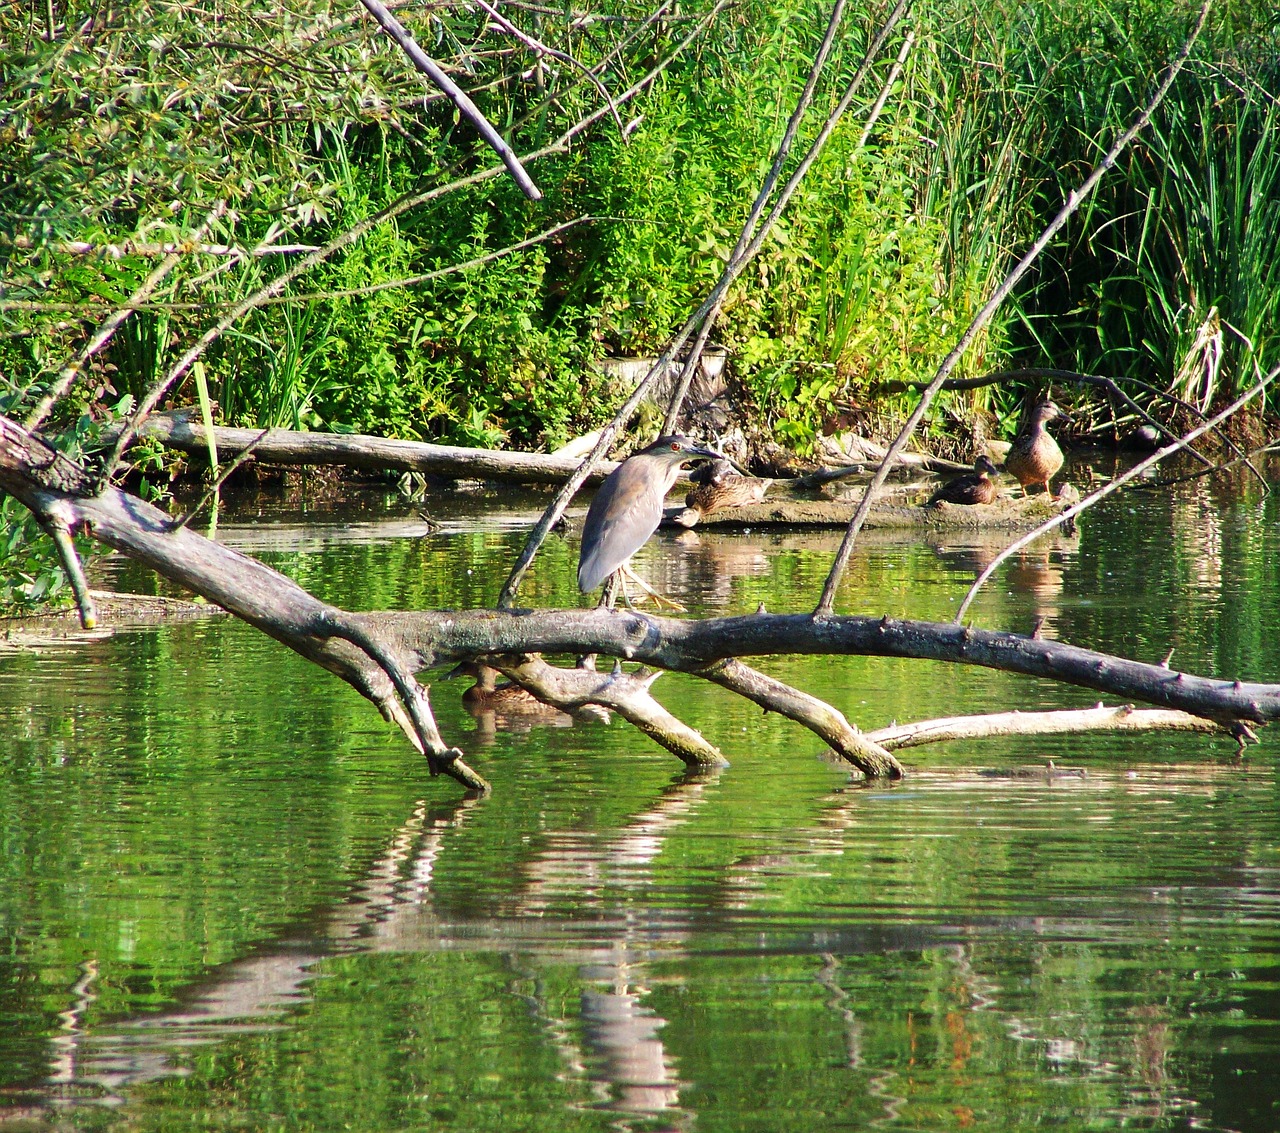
[2,468,1279,1131]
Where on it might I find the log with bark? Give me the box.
[122,410,622,486]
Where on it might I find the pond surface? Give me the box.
[2,461,1279,1131]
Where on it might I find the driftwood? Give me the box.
[126,410,621,486]
[865,704,1234,751]
[3,412,1269,796]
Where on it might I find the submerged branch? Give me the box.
[864,705,1239,751]
[490,656,727,767]
[695,657,903,777]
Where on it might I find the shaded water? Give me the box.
[2,464,1279,1131]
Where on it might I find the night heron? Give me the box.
[1005,401,1066,497]
[927,455,1000,506]
[578,434,724,606]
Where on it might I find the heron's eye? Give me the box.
[670,442,680,451]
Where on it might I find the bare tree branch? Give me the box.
[3,233,319,259]
[814,0,1213,614]
[499,0,910,607]
[489,656,728,766]
[953,360,1279,623]
[356,0,543,201]
[23,202,228,432]
[695,658,903,777]
[660,0,860,433]
[879,365,1265,485]
[4,409,1276,793]
[35,516,97,630]
[2,216,609,315]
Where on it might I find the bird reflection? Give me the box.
[449,661,574,740]
[931,533,1069,632]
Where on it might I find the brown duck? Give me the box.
[674,460,772,527]
[927,455,1000,506]
[1004,401,1065,496]
[451,661,554,714]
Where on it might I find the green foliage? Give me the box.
[4,0,1280,613]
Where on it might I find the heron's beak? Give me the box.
[685,445,750,476]
[685,445,726,463]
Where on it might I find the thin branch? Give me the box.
[857,29,913,149]
[489,655,727,766]
[23,202,228,432]
[953,360,1280,624]
[4,219,611,315]
[660,0,856,433]
[696,657,903,777]
[1145,432,1280,490]
[37,517,98,630]
[3,216,608,315]
[499,0,909,607]
[4,234,319,258]
[472,0,625,135]
[663,4,913,434]
[814,0,1213,614]
[356,0,542,201]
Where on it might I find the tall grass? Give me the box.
[963,0,1280,406]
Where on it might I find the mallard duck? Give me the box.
[1004,401,1065,496]
[674,460,772,527]
[451,661,554,713]
[927,455,1000,506]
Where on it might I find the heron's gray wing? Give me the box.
[577,462,665,592]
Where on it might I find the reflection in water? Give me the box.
[929,532,1071,633]
[62,778,719,1127]
[6,471,1280,1130]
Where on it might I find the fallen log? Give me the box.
[1,411,1266,794]
[122,410,622,486]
